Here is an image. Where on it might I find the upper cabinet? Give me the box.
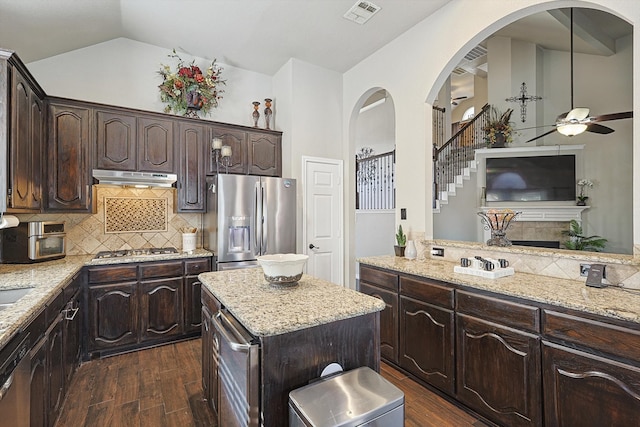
[209,126,248,175]
[95,109,175,174]
[177,122,206,212]
[248,132,281,176]
[47,100,93,212]
[9,64,45,211]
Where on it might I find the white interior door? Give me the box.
[303,156,344,285]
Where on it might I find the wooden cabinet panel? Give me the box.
[400,276,454,308]
[137,117,175,173]
[399,296,454,394]
[88,265,138,284]
[185,258,210,276]
[543,341,640,427]
[139,261,183,280]
[9,66,43,211]
[95,110,137,170]
[456,313,542,427]
[29,336,48,427]
[63,288,82,388]
[140,278,183,341]
[359,266,399,292]
[247,132,281,176]
[47,102,92,211]
[177,122,206,212]
[359,282,398,363]
[88,283,138,351]
[48,314,65,427]
[185,276,203,333]
[209,126,247,175]
[457,289,540,333]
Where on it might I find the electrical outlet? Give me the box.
[431,247,444,257]
[400,208,407,220]
[580,264,591,277]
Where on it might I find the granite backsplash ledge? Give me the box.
[13,185,202,255]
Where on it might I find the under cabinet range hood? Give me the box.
[92,169,177,188]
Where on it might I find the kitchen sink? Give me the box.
[0,288,34,311]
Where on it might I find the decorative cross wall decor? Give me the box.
[506,82,542,122]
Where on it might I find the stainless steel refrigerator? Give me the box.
[204,174,297,270]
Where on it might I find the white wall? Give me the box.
[28,38,274,129]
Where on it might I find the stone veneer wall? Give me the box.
[14,186,202,255]
[505,221,567,246]
[403,236,640,290]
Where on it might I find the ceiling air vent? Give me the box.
[343,1,381,24]
[464,45,488,61]
[452,67,467,75]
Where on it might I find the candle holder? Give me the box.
[477,210,521,247]
[211,137,233,174]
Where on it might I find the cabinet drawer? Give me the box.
[202,287,221,315]
[359,266,399,292]
[456,290,540,333]
[45,290,65,324]
[185,258,210,276]
[543,310,640,364]
[140,261,183,279]
[400,276,454,309]
[24,308,46,343]
[88,265,138,284]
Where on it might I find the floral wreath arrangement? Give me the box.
[158,49,225,116]
[482,106,515,146]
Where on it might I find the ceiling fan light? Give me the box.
[557,123,588,136]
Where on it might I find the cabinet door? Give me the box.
[543,342,640,427]
[247,132,281,176]
[140,278,183,341]
[88,282,138,351]
[137,116,175,173]
[399,296,454,394]
[177,122,206,212]
[9,68,43,211]
[359,282,398,364]
[47,102,92,211]
[30,336,48,427]
[208,126,247,175]
[184,276,203,333]
[456,314,542,427]
[95,110,137,170]
[48,314,65,427]
[63,289,82,388]
[201,305,219,415]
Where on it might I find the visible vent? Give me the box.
[343,1,381,24]
[452,67,467,75]
[464,45,487,61]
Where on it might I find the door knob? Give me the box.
[309,243,320,249]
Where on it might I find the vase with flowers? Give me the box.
[577,179,593,206]
[158,49,226,117]
[482,106,514,148]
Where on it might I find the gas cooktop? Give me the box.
[93,247,179,260]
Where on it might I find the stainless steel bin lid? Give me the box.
[289,366,404,427]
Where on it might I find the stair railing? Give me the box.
[432,103,490,208]
[356,150,396,210]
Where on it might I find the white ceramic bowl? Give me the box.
[257,254,309,286]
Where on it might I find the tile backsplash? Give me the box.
[14,185,201,255]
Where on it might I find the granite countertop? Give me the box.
[199,268,385,337]
[359,255,640,324]
[0,249,214,349]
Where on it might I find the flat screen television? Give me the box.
[485,155,576,202]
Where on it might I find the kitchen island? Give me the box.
[198,268,385,426]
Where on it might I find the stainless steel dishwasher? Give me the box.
[212,309,260,427]
[0,334,30,427]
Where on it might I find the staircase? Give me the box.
[432,104,490,213]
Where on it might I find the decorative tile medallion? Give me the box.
[105,197,168,233]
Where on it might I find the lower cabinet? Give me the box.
[201,304,220,415]
[85,257,212,358]
[29,335,47,427]
[47,313,65,426]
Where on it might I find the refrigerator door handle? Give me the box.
[261,182,267,254]
[255,182,261,255]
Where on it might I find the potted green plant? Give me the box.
[395,225,407,257]
[562,219,607,252]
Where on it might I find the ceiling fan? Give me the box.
[451,95,467,106]
[526,8,632,143]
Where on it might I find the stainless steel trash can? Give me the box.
[289,366,405,427]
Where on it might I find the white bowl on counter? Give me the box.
[257,254,309,286]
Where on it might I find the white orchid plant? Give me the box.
[577,179,594,203]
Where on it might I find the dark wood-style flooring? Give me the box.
[56,339,487,427]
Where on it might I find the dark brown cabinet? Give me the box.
[137,116,175,173]
[95,109,137,170]
[29,335,47,427]
[47,312,65,427]
[9,64,44,211]
[209,126,248,175]
[247,132,281,176]
[399,276,455,395]
[177,122,207,212]
[184,258,211,333]
[456,291,541,427]
[86,257,211,358]
[358,266,399,363]
[201,289,221,415]
[47,101,92,211]
[87,282,139,352]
